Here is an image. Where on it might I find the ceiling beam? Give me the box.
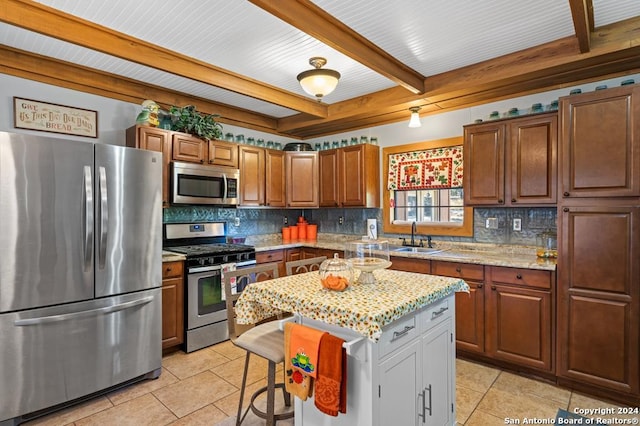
[249,0,425,94]
[568,0,592,53]
[0,0,328,118]
[0,45,283,135]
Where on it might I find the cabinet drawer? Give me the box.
[489,266,551,289]
[432,260,484,281]
[420,297,452,329]
[378,313,418,358]
[162,261,183,279]
[256,249,284,264]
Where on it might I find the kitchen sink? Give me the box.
[389,245,447,255]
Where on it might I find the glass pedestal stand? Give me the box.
[351,258,392,285]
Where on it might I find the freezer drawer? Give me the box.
[0,288,161,423]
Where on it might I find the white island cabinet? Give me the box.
[234,268,467,426]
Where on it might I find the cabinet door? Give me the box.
[161,261,184,349]
[207,139,238,167]
[319,149,340,207]
[172,133,206,163]
[340,145,367,207]
[126,126,172,207]
[486,283,552,371]
[560,86,640,198]
[389,256,431,273]
[265,149,286,207]
[464,123,505,205]
[558,205,639,393]
[286,152,319,208]
[508,114,557,204]
[422,318,454,426]
[379,339,421,426]
[239,146,265,206]
[454,280,485,353]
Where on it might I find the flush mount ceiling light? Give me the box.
[297,57,341,101]
[408,106,422,128]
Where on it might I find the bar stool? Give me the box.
[223,262,294,425]
[285,256,327,276]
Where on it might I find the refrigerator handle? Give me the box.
[13,296,154,326]
[83,165,93,271]
[98,166,108,269]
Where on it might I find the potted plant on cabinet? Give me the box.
[169,105,223,140]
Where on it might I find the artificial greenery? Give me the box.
[169,105,223,140]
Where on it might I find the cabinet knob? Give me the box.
[498,199,504,204]
[165,267,172,272]
[477,284,483,289]
[516,274,522,279]
[491,285,496,291]
[511,198,516,203]
[209,160,214,164]
[455,267,461,273]
[199,159,204,164]
[563,192,570,197]
[563,207,569,212]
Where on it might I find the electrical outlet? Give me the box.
[513,218,522,231]
[234,217,240,227]
[485,218,498,229]
[283,216,288,225]
[339,216,344,225]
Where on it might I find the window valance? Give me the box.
[387,145,463,190]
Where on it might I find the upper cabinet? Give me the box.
[238,146,286,207]
[126,125,172,207]
[286,151,319,208]
[319,144,380,208]
[172,133,238,168]
[560,85,640,199]
[464,112,557,206]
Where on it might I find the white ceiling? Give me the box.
[2,0,640,134]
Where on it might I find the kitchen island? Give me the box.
[235,268,469,425]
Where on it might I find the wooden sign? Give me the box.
[13,97,98,138]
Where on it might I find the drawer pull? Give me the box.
[392,325,415,340]
[431,306,449,319]
[455,267,461,273]
[516,274,522,279]
[477,284,483,289]
[491,285,496,290]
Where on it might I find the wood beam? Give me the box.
[568,0,592,53]
[249,0,425,94]
[0,0,328,118]
[0,45,283,135]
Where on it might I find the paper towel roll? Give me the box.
[367,219,378,240]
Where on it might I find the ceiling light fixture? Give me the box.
[408,106,422,128]
[297,57,341,102]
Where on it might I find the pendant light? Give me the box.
[408,106,422,128]
[297,57,341,101]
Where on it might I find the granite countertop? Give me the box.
[162,250,186,262]
[249,235,557,271]
[235,269,469,342]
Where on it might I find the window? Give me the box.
[383,137,473,237]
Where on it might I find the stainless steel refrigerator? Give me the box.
[0,132,163,424]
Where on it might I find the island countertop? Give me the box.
[234,268,469,342]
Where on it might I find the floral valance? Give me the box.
[387,145,463,190]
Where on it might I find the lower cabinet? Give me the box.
[389,255,431,273]
[161,260,184,350]
[255,249,285,277]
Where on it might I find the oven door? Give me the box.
[186,265,228,330]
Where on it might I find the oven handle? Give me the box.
[235,260,257,268]
[188,264,223,274]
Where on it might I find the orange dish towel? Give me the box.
[284,323,326,400]
[314,333,347,416]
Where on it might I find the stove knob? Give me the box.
[207,257,215,265]
[223,255,229,263]
[198,258,206,266]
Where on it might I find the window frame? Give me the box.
[382,136,473,237]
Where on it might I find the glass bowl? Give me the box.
[319,254,353,291]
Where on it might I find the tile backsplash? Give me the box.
[163,206,556,247]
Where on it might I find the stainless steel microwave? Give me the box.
[172,161,239,205]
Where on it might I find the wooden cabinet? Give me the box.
[255,249,285,277]
[486,266,553,372]
[432,261,485,354]
[286,151,319,208]
[172,133,238,167]
[126,125,172,207]
[319,144,380,208]
[389,256,430,273]
[239,145,265,206]
[557,85,640,404]
[464,112,557,206]
[265,149,286,207]
[161,260,184,350]
[560,85,640,199]
[557,205,639,397]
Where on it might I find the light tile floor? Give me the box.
[23,343,638,426]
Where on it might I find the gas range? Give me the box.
[163,222,256,269]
